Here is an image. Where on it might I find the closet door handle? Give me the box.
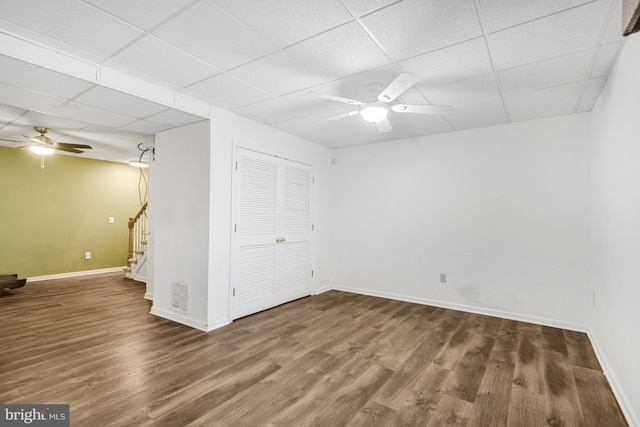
[276,237,286,244]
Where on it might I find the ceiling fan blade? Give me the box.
[391,104,453,115]
[375,117,393,133]
[57,142,93,150]
[378,73,420,103]
[308,92,363,105]
[0,137,27,143]
[56,146,85,154]
[322,110,360,122]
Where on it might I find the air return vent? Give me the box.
[172,281,189,312]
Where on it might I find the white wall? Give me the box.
[330,114,591,329]
[206,106,334,327]
[150,121,212,330]
[589,34,640,425]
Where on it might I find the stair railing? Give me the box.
[128,202,148,267]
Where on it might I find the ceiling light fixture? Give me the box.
[130,143,155,168]
[29,145,54,155]
[129,160,149,168]
[359,102,389,123]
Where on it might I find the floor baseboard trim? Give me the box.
[143,292,153,301]
[150,307,231,332]
[330,284,587,333]
[313,285,332,295]
[27,267,126,282]
[587,328,638,427]
[150,307,208,331]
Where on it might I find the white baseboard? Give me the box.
[150,306,230,332]
[143,292,153,301]
[27,267,126,282]
[313,284,332,295]
[330,283,587,333]
[587,328,638,427]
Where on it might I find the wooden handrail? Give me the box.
[127,202,148,267]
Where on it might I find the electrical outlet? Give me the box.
[592,291,596,306]
[440,273,447,284]
[108,216,114,224]
[85,251,91,260]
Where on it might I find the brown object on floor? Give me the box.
[0,274,26,290]
[0,272,628,426]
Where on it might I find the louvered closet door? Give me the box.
[232,149,314,320]
[232,150,279,319]
[278,160,313,304]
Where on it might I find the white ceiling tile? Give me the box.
[235,98,299,123]
[309,64,401,102]
[0,83,66,113]
[285,22,390,81]
[488,0,610,70]
[445,98,508,130]
[505,82,582,122]
[74,86,168,119]
[51,102,136,128]
[499,50,593,94]
[109,35,221,89]
[16,110,93,133]
[153,1,277,70]
[0,55,94,99]
[399,38,493,88]
[274,115,367,148]
[601,0,623,45]
[360,0,482,61]
[340,0,397,16]
[420,73,501,106]
[388,112,454,137]
[577,77,606,112]
[478,0,593,33]
[182,74,272,109]
[591,42,622,78]
[83,0,192,30]
[229,51,331,96]
[0,0,142,59]
[146,109,204,127]
[214,0,352,47]
[0,104,27,125]
[120,119,173,134]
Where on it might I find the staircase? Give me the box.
[124,202,148,282]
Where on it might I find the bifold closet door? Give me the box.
[232,148,313,320]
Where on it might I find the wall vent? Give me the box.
[172,281,189,312]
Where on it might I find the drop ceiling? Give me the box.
[0,0,626,159]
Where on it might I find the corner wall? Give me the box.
[589,34,640,425]
[330,114,591,330]
[149,120,211,330]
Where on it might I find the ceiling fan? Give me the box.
[311,73,453,133]
[0,126,92,155]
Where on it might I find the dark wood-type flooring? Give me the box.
[0,273,627,426]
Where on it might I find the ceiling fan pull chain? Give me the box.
[40,155,45,170]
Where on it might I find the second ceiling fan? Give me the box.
[312,73,453,133]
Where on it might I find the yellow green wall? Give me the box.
[0,146,146,278]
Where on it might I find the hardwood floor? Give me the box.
[0,273,627,426]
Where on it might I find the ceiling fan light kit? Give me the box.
[29,145,54,155]
[360,102,389,123]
